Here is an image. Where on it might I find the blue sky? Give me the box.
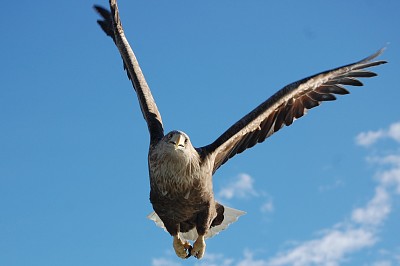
[1,0,399,265]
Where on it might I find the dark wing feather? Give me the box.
[201,49,386,173]
[94,1,164,144]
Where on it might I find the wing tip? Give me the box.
[94,4,115,39]
[360,47,388,65]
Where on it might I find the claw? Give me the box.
[190,235,206,259]
[185,244,193,259]
[173,236,193,259]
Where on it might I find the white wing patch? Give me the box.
[147,206,246,241]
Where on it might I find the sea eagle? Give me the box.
[94,0,386,259]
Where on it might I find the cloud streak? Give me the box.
[218,173,259,200]
[151,257,181,266]
[351,186,391,226]
[355,121,400,147]
[216,173,275,215]
[260,199,274,213]
[264,123,400,266]
[266,228,376,266]
[355,130,385,147]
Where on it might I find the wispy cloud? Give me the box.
[266,228,376,266]
[371,260,392,266]
[194,252,234,266]
[318,179,344,192]
[260,198,274,213]
[356,130,385,147]
[236,250,269,266]
[369,154,400,194]
[355,121,400,147]
[151,257,181,266]
[371,247,400,266]
[217,173,275,214]
[264,123,400,266]
[218,173,258,200]
[388,122,400,142]
[351,186,391,226]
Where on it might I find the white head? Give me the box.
[162,130,193,153]
[157,130,200,164]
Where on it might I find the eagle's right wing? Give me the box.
[201,49,386,173]
[94,0,164,144]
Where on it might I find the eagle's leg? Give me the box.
[191,234,206,259]
[163,221,192,259]
[191,202,223,258]
[173,235,192,259]
[190,205,214,259]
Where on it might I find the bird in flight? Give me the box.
[94,0,386,260]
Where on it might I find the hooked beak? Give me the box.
[169,134,185,148]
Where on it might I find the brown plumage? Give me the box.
[94,0,387,260]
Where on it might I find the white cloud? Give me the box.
[371,260,392,266]
[367,154,400,166]
[369,247,400,266]
[355,121,400,147]
[266,228,376,266]
[263,124,400,266]
[356,130,385,147]
[375,156,400,194]
[264,154,398,265]
[388,122,400,142]
[236,250,268,266]
[260,199,274,213]
[151,257,181,266]
[218,173,258,200]
[194,252,234,266]
[351,186,391,226]
[367,154,400,194]
[318,179,344,192]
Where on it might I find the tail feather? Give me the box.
[147,206,246,241]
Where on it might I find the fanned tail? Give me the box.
[147,206,246,241]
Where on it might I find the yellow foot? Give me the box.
[191,235,206,259]
[173,236,192,259]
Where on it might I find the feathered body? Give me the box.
[148,131,223,236]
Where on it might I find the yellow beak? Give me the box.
[171,134,185,148]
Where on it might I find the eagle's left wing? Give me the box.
[201,49,386,173]
[94,1,164,144]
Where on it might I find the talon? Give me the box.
[190,235,206,259]
[185,245,193,259]
[173,236,192,259]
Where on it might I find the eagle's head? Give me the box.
[150,130,200,179]
[156,130,199,164]
[162,130,192,152]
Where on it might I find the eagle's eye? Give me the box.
[184,138,188,144]
[167,133,172,140]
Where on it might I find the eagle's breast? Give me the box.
[148,140,212,199]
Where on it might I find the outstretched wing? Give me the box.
[202,49,386,173]
[94,1,164,144]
